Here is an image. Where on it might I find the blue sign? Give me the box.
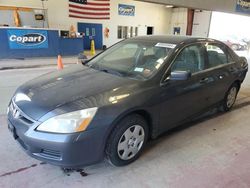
[7,29,48,49]
[236,0,250,15]
[118,4,135,16]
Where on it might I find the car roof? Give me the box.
[130,35,219,46]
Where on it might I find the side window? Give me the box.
[172,44,205,74]
[206,44,228,68]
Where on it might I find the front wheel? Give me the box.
[222,83,239,111]
[105,114,148,166]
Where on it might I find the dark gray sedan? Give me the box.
[7,36,248,168]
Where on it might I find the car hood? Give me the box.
[13,65,135,120]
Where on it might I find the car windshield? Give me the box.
[86,40,174,80]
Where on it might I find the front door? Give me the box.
[78,23,103,50]
[159,43,214,132]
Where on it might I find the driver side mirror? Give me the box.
[169,71,191,81]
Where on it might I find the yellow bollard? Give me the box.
[90,39,96,56]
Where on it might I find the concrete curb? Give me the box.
[0,53,98,71]
[0,63,78,71]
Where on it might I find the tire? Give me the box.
[105,114,149,167]
[222,83,239,112]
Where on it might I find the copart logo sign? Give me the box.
[9,33,46,45]
[7,29,48,49]
[118,4,135,16]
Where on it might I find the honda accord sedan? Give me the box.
[7,35,248,168]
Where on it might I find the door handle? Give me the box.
[200,77,209,84]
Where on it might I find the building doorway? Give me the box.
[147,26,154,35]
[78,22,103,50]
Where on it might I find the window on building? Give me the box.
[130,27,133,38]
[86,28,90,36]
[117,26,138,39]
[118,26,122,39]
[135,27,138,37]
[122,26,128,39]
[92,28,95,36]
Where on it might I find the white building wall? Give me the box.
[169,8,188,35]
[192,10,212,37]
[0,0,41,7]
[0,0,172,47]
[169,8,213,37]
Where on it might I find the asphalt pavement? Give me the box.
[0,50,100,70]
[0,56,78,70]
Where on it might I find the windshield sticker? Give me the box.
[156,58,164,64]
[155,43,176,49]
[134,67,144,72]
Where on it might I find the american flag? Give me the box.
[69,0,110,20]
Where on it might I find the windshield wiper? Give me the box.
[99,68,124,77]
[89,64,140,78]
[125,72,146,80]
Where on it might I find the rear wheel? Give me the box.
[105,114,148,166]
[222,83,239,111]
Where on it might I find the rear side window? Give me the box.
[171,44,205,74]
[206,44,230,68]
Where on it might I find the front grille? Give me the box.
[19,116,34,124]
[9,100,35,125]
[39,149,62,161]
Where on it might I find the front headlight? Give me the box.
[36,107,98,133]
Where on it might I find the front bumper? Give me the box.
[7,113,107,168]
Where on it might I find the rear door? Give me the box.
[204,43,237,105]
